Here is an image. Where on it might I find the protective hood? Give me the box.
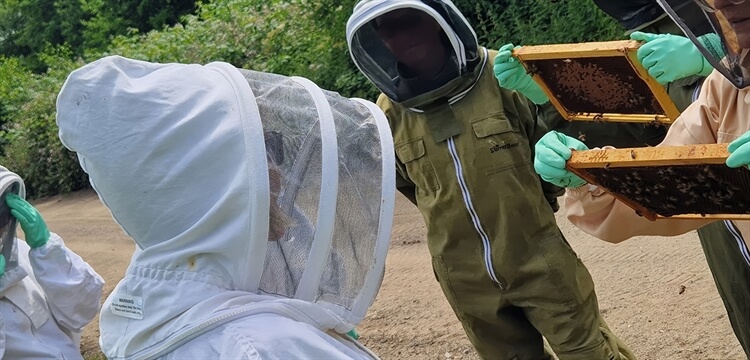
[594,0,667,31]
[593,0,712,34]
[657,0,750,89]
[0,166,24,278]
[346,0,480,107]
[56,56,395,357]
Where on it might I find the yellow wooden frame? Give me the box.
[566,144,750,221]
[513,40,681,125]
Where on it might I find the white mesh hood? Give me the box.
[346,0,479,103]
[0,166,24,277]
[243,70,396,321]
[56,55,395,343]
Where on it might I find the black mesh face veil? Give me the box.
[346,0,479,103]
[658,0,750,88]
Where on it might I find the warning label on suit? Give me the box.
[111,294,144,320]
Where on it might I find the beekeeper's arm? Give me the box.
[493,44,565,211]
[533,72,735,243]
[6,193,104,331]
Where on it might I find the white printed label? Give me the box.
[110,295,144,320]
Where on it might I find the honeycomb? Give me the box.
[584,164,750,217]
[527,56,663,115]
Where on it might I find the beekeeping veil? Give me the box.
[0,167,23,277]
[249,71,396,321]
[657,0,750,89]
[346,0,481,108]
[56,55,396,336]
[593,0,713,35]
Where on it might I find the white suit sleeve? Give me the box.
[27,233,105,331]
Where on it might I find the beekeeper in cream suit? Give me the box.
[0,166,104,359]
[56,55,395,359]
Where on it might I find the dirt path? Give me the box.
[31,190,743,359]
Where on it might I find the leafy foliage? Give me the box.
[83,0,198,51]
[0,0,628,198]
[0,0,198,69]
[0,47,88,198]
[458,0,624,49]
[106,0,373,96]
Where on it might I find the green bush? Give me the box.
[458,0,625,48]
[103,0,378,99]
[0,57,32,157]
[0,0,631,197]
[0,47,88,199]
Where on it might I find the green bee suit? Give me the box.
[378,48,636,360]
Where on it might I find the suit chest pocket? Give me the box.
[471,115,531,175]
[395,138,440,191]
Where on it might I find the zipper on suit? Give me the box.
[446,137,504,289]
[724,220,750,268]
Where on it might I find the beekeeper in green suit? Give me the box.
[346,1,635,359]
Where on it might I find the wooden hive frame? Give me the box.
[513,40,681,125]
[566,144,750,221]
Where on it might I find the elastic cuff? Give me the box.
[526,91,550,105]
[28,233,63,259]
[696,33,724,77]
[697,33,724,57]
[698,57,714,77]
[568,184,590,197]
[521,81,550,105]
[568,183,605,197]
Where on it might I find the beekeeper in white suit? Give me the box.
[0,166,104,359]
[56,55,396,359]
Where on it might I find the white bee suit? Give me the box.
[0,168,105,359]
[56,56,395,359]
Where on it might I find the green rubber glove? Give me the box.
[630,31,714,85]
[727,130,750,169]
[493,43,549,105]
[346,329,360,340]
[0,255,4,277]
[534,131,589,188]
[6,193,49,249]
